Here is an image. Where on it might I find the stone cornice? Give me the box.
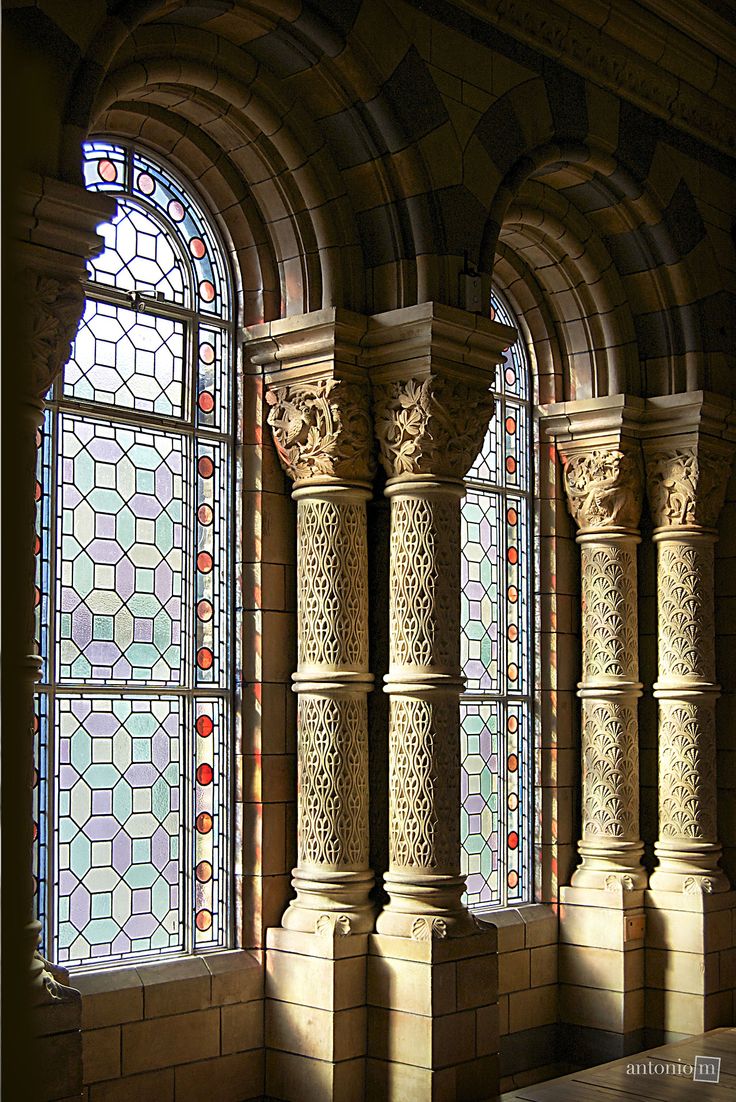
[450,0,736,156]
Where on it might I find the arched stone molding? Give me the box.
[643,392,736,894]
[366,302,515,938]
[545,397,648,892]
[249,309,376,935]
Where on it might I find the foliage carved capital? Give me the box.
[646,445,732,529]
[266,378,374,484]
[23,271,85,399]
[373,375,494,481]
[562,446,643,530]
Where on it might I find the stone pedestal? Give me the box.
[644,889,735,1039]
[367,930,499,1102]
[265,928,368,1102]
[558,884,645,1062]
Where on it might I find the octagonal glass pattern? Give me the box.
[34,140,234,967]
[461,288,534,909]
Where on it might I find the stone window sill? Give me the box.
[69,949,263,1029]
[474,902,558,953]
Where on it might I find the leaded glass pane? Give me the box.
[64,300,185,416]
[56,416,185,685]
[55,695,182,965]
[35,139,233,967]
[461,287,534,909]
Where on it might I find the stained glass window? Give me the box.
[461,288,534,909]
[34,140,234,967]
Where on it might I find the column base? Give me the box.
[265,927,369,1102]
[367,929,499,1101]
[645,887,736,1035]
[569,839,648,891]
[375,871,477,939]
[281,867,376,935]
[559,885,646,1040]
[649,840,730,894]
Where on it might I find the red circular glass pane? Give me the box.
[168,199,185,222]
[505,416,516,435]
[196,860,212,883]
[197,551,213,574]
[507,547,518,564]
[506,456,517,474]
[197,504,213,526]
[195,909,213,931]
[196,812,213,834]
[507,585,518,603]
[197,647,213,670]
[199,342,215,364]
[507,715,518,733]
[508,831,519,850]
[199,280,215,302]
[197,599,213,622]
[34,534,41,556]
[33,821,38,841]
[190,236,206,259]
[507,870,519,888]
[33,714,39,734]
[198,391,214,414]
[34,480,42,502]
[508,793,518,811]
[505,367,515,386]
[507,753,518,772]
[198,456,214,479]
[507,507,517,526]
[196,715,214,738]
[508,624,518,642]
[508,662,518,682]
[34,586,41,608]
[137,172,155,195]
[197,763,213,786]
[98,159,117,182]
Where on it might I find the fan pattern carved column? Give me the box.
[561,444,647,890]
[645,440,733,893]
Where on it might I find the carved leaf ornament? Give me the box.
[563,449,642,530]
[266,379,373,482]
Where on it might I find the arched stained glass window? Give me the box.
[33,140,234,967]
[461,288,534,909]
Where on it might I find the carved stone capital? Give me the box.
[646,445,733,530]
[562,446,643,531]
[373,375,495,482]
[22,271,85,399]
[266,378,374,485]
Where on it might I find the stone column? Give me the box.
[646,438,732,893]
[10,175,114,1099]
[642,393,736,1037]
[366,303,512,1102]
[265,368,375,934]
[561,445,647,891]
[250,310,376,1102]
[545,397,647,1060]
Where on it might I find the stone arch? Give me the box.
[58,0,447,315]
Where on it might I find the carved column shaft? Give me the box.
[265,363,375,934]
[369,311,513,939]
[646,441,733,893]
[562,445,647,890]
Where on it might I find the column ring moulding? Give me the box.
[254,309,376,935]
[367,303,516,939]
